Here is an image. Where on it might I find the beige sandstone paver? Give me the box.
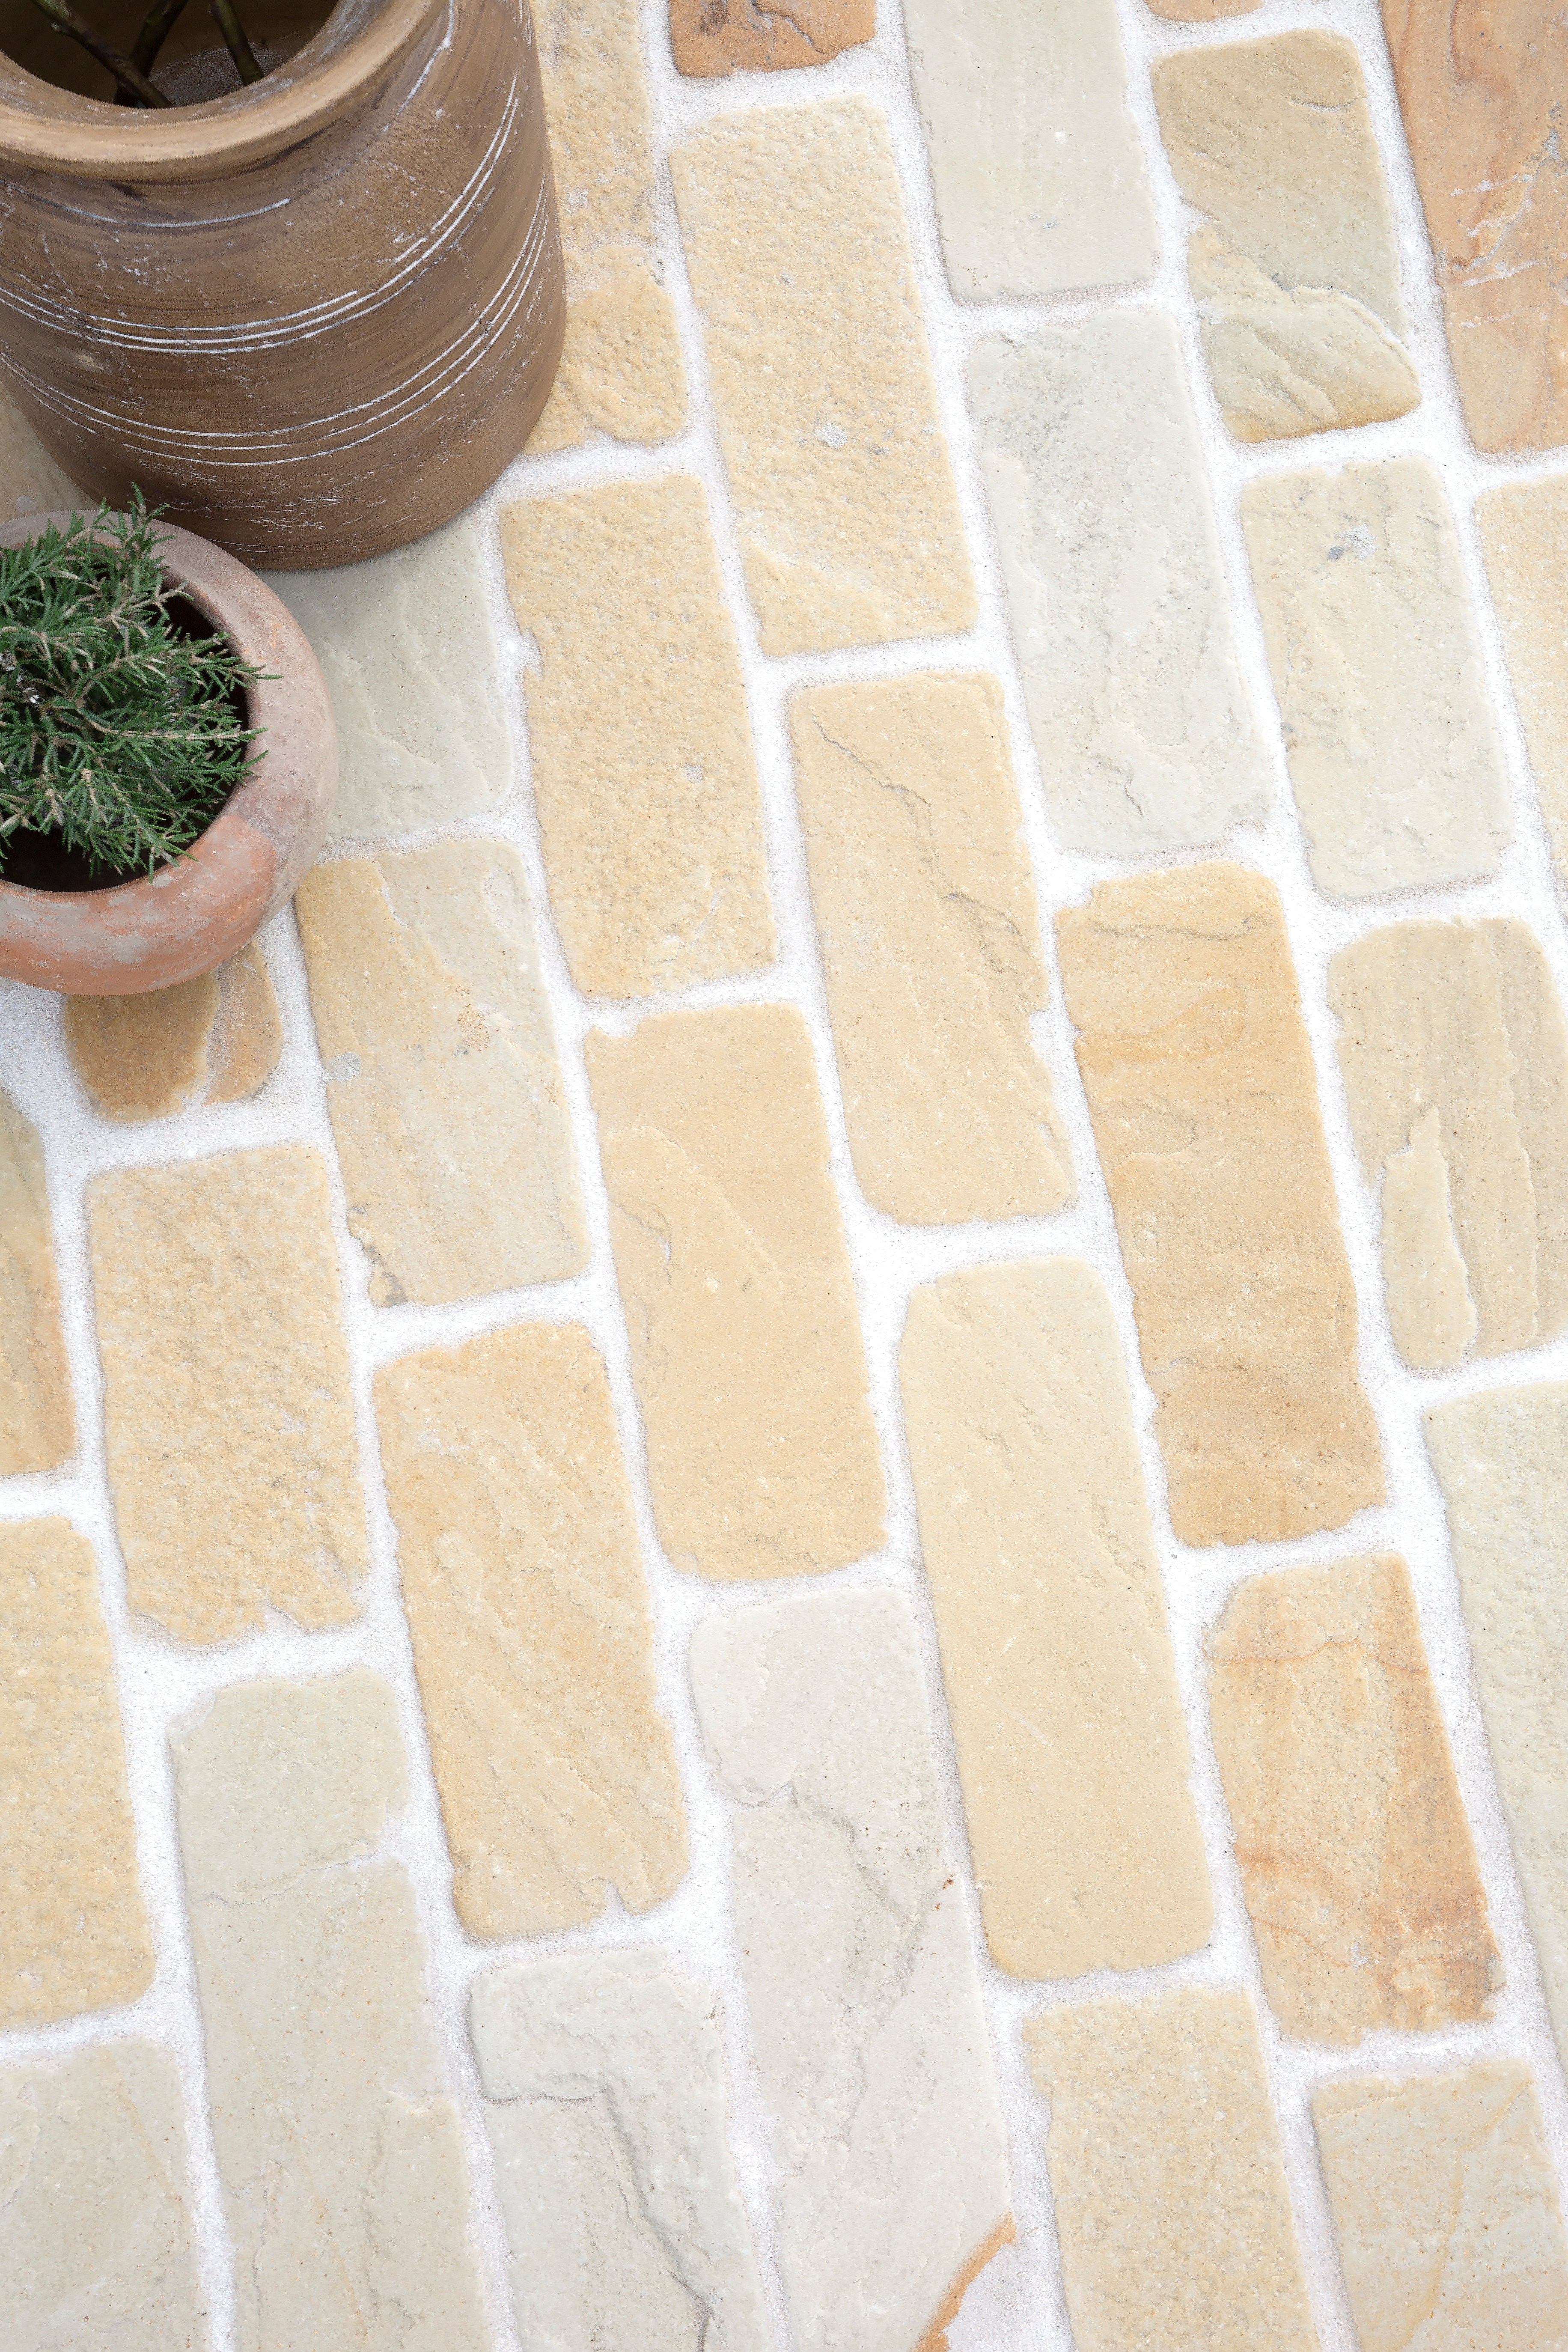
[903,0,1156,301]
[65,943,282,1122]
[968,315,1269,857]
[375,1320,686,1939]
[669,0,872,74]
[0,1086,72,1476]
[90,1145,366,1644]
[1331,920,1568,1369]
[470,1950,770,2352]
[1152,32,1420,441]
[530,0,687,450]
[296,841,586,1306]
[502,476,777,999]
[1056,863,1384,1545]
[0,1519,152,2028]
[1314,2062,1568,2352]
[173,1672,488,2352]
[1478,477,1568,913]
[1242,459,1509,900]
[790,673,1071,1226]
[670,98,976,655]
[900,1259,1211,1980]
[0,2043,205,2352]
[0,382,79,518]
[587,1003,885,1580]
[1208,1552,1500,2045]
[690,1587,1014,2352]
[1025,1986,1317,2352]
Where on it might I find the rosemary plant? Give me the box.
[27,0,263,108]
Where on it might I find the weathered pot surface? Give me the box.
[0,511,336,994]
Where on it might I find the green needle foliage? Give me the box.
[0,498,262,879]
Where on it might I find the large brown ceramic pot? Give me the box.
[0,0,564,567]
[0,510,336,992]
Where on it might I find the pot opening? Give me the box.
[0,0,330,107]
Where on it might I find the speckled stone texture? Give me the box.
[65,943,283,1122]
[0,1086,72,1475]
[669,0,872,76]
[1478,478,1568,912]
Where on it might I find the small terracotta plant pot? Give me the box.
[0,510,335,994]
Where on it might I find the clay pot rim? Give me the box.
[0,0,436,181]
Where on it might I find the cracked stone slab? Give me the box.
[502,476,777,999]
[1152,32,1420,441]
[1026,1987,1316,2352]
[586,1003,885,1579]
[1056,863,1384,1545]
[0,381,80,518]
[65,944,283,1123]
[376,1320,687,1938]
[89,1145,367,1644]
[0,1518,152,2028]
[0,1086,72,1475]
[1242,459,1509,900]
[1314,2061,1568,2351]
[1478,478,1568,914]
[529,0,687,451]
[790,673,1072,1225]
[904,0,1156,301]
[1208,1552,1500,2045]
[690,1587,1014,2352]
[0,2042,205,2352]
[968,315,1269,857]
[670,97,976,655]
[900,1259,1211,1980]
[296,841,586,1306]
[469,1949,769,2352]
[670,0,872,75]
[172,1672,488,2352]
[1330,920,1568,1369]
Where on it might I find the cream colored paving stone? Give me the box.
[968,316,1269,857]
[375,1321,686,1939]
[172,1672,488,2352]
[89,1145,366,1644]
[1478,478,1568,913]
[1330,920,1568,1369]
[690,1588,1014,2352]
[0,1086,72,1475]
[502,477,777,998]
[530,0,686,452]
[0,384,81,516]
[1313,2062,1568,2352]
[1152,32,1420,441]
[264,512,512,844]
[669,0,872,75]
[586,1003,885,1579]
[670,98,976,655]
[0,1519,152,2028]
[1056,863,1384,1545]
[1025,1987,1317,2352]
[900,1259,1211,1980]
[65,944,283,1122]
[0,2042,205,2352]
[296,841,586,1306]
[1242,460,1509,900]
[790,674,1072,1225]
[1208,1553,1500,2045]
[470,1950,769,2352]
[903,0,1156,301]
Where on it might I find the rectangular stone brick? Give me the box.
[375,1320,687,1938]
[968,314,1269,857]
[1056,864,1384,1545]
[1478,478,1568,909]
[502,476,777,999]
[1330,920,1568,1369]
[900,1258,1211,1980]
[529,0,686,452]
[66,944,283,1123]
[0,1087,73,1475]
[1152,32,1419,441]
[172,1673,488,2352]
[1426,1382,1568,2069]
[1025,1987,1316,2352]
[670,0,872,75]
[470,1950,769,2351]
[670,98,976,655]
[296,841,586,1306]
[790,673,1072,1225]
[690,1588,1013,2352]
[90,1145,367,1644]
[1208,1552,1499,2045]
[586,1004,885,1579]
[0,1518,152,2027]
[1314,2062,1568,2352]
[0,2042,204,2351]
[903,0,1156,301]
[1242,459,1509,899]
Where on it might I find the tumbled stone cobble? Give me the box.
[0,1086,72,1477]
[65,943,283,1122]
[669,0,872,77]
[1478,477,1568,914]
